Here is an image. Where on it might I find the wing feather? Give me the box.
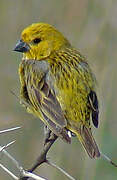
[22,60,70,142]
[88,90,99,128]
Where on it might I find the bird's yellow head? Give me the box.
[14,23,70,60]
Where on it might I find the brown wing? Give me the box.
[23,60,70,143]
[78,125,100,158]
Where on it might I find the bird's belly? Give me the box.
[50,64,91,129]
[56,87,90,127]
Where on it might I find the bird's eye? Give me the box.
[33,38,41,44]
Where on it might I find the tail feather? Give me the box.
[77,125,100,158]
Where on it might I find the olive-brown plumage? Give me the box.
[14,23,100,158]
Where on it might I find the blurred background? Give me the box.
[0,0,117,179]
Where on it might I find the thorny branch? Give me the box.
[29,133,58,172]
[0,126,117,180]
[0,127,46,180]
[100,152,117,168]
[0,127,21,134]
[21,132,76,180]
[0,127,76,180]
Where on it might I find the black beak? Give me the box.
[13,39,30,53]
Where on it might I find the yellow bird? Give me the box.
[14,23,100,158]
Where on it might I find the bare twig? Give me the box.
[0,127,21,134]
[100,152,117,167]
[0,127,47,180]
[29,133,58,172]
[23,132,76,180]
[0,163,18,180]
[20,168,47,180]
[0,145,47,180]
[0,162,47,180]
[1,127,117,180]
[0,140,16,152]
[1,145,21,169]
[47,160,77,180]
